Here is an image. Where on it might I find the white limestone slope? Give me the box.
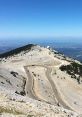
[0,45,81,117]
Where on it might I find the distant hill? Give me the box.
[0,44,34,58]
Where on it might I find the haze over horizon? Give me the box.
[0,0,82,39]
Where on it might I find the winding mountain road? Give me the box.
[24,64,73,110]
[24,66,51,104]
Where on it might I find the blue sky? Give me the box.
[0,0,82,38]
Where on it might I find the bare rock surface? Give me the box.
[0,45,82,116]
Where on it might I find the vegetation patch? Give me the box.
[0,44,34,58]
[20,91,26,96]
[60,62,82,84]
[1,82,5,84]
[15,90,25,96]
[10,71,18,77]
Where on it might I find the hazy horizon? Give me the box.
[0,0,82,60]
[0,38,82,61]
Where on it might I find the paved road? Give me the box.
[24,66,37,99]
[24,64,73,110]
[46,67,72,110]
[24,66,52,104]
